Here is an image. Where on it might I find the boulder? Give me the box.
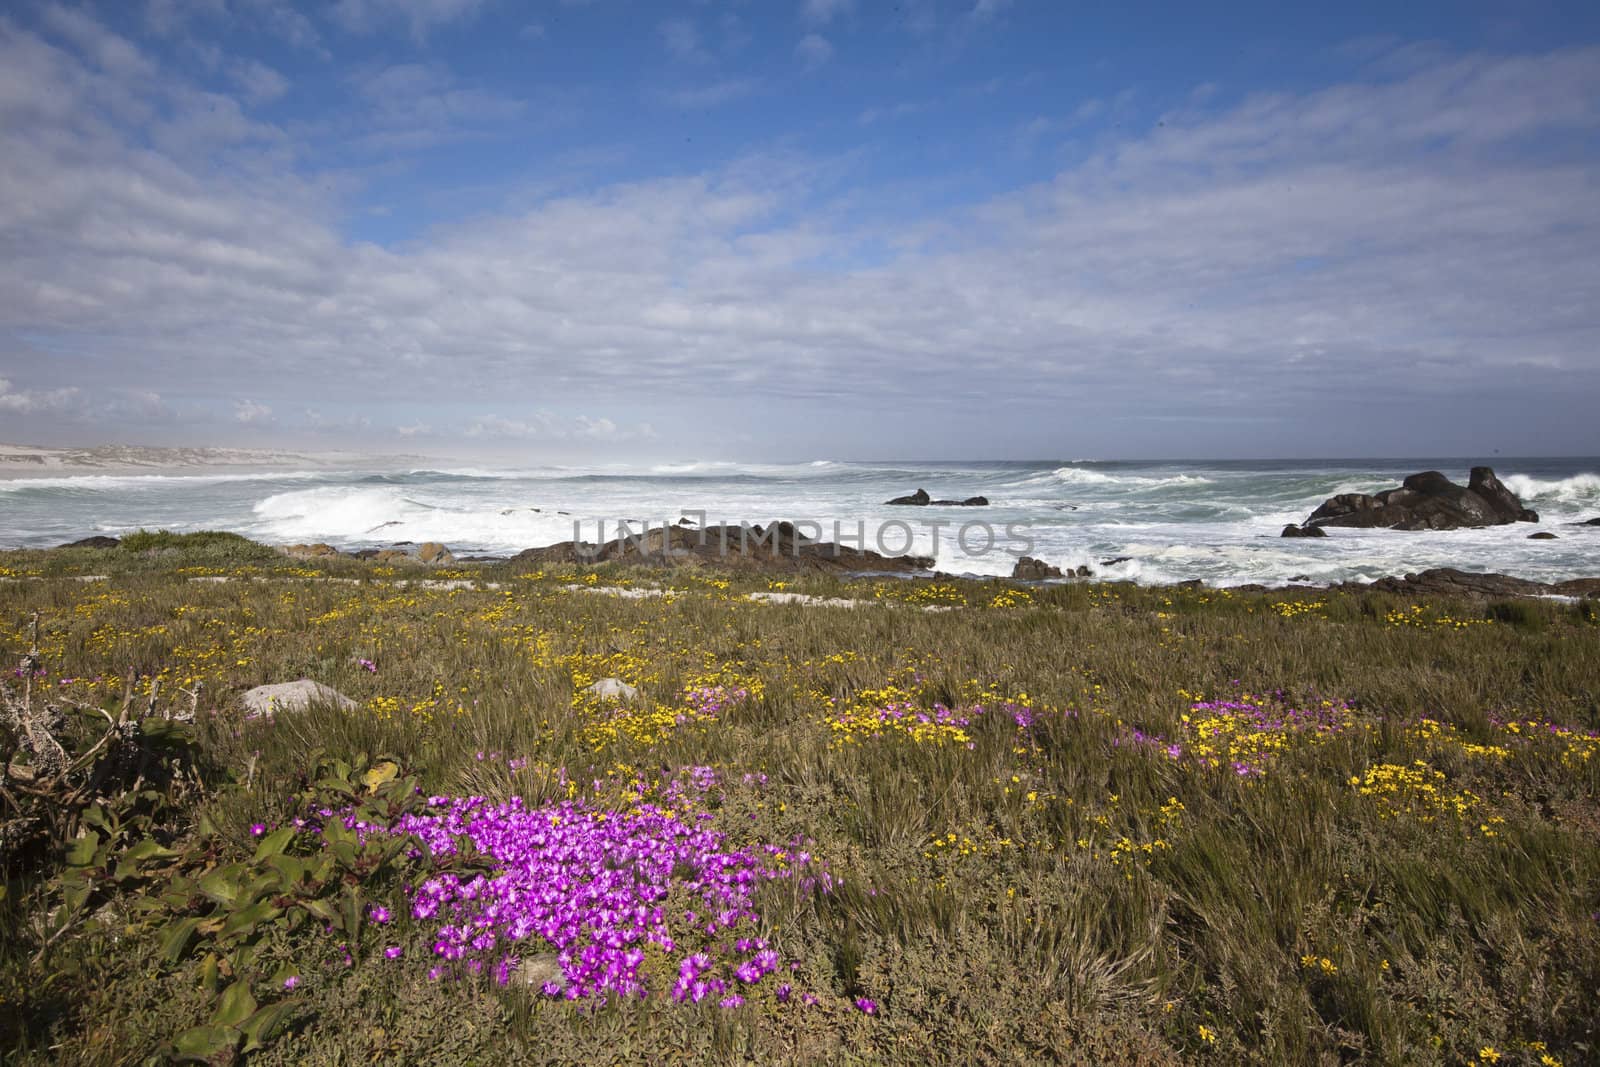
[585,677,640,702]
[418,542,454,564]
[1280,524,1327,538]
[883,489,989,506]
[372,549,412,563]
[57,535,120,549]
[1528,532,1558,540]
[509,520,933,576]
[1099,556,1132,567]
[1577,517,1600,526]
[1011,556,1064,580]
[240,679,358,719]
[1304,467,1538,531]
[285,543,339,558]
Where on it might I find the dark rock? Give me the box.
[1075,565,1092,577]
[510,521,933,576]
[1099,556,1132,567]
[1575,517,1600,526]
[1011,556,1064,580]
[353,548,380,559]
[1528,532,1558,540]
[1288,574,1312,582]
[57,535,120,549]
[1305,467,1538,531]
[1280,524,1327,538]
[1177,579,1204,588]
[1335,567,1600,600]
[884,488,989,506]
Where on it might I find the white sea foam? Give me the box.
[0,470,330,492]
[1501,472,1600,503]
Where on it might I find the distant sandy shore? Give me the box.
[0,444,417,480]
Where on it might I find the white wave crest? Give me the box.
[1501,472,1600,503]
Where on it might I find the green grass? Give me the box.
[1,537,1597,1065]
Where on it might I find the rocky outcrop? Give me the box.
[884,488,989,506]
[418,542,454,564]
[1337,568,1600,600]
[57,535,120,549]
[510,521,933,575]
[1011,557,1064,580]
[285,543,339,558]
[1280,524,1327,538]
[1304,467,1537,531]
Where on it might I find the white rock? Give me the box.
[585,677,640,702]
[240,679,358,719]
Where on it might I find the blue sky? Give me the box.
[2,0,1598,459]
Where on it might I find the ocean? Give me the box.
[2,458,1596,587]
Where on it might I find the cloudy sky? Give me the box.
[2,0,1598,461]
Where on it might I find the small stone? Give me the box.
[518,953,566,992]
[585,677,640,702]
[1528,531,1558,540]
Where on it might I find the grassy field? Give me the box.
[2,532,1597,1065]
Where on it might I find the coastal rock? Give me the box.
[57,535,120,549]
[1339,568,1600,600]
[509,521,933,576]
[1280,524,1327,538]
[1011,556,1064,580]
[1304,467,1538,531]
[240,679,358,719]
[418,542,454,564]
[1099,556,1132,567]
[285,542,339,558]
[585,678,640,702]
[1577,517,1600,526]
[1528,532,1558,540]
[883,488,989,506]
[372,549,413,563]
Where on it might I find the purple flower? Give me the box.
[369,905,392,925]
[283,976,300,990]
[384,946,404,959]
[250,823,267,836]
[855,997,877,1014]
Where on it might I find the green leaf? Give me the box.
[81,804,113,833]
[314,777,356,797]
[169,1025,238,1063]
[65,831,100,867]
[219,901,281,941]
[340,891,363,941]
[213,981,258,1028]
[160,916,204,965]
[239,1000,300,1053]
[251,827,297,864]
[300,898,338,926]
[123,839,178,864]
[199,866,245,905]
[361,760,398,794]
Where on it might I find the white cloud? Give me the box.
[970,0,1012,20]
[234,399,273,423]
[2,23,1598,454]
[795,33,832,70]
[660,18,708,63]
[330,0,487,40]
[0,377,81,413]
[800,0,852,27]
[657,78,760,109]
[228,58,288,103]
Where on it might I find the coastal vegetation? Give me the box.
[2,533,1597,1064]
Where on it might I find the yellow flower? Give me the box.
[1197,1024,1216,1044]
[1478,1047,1500,1064]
